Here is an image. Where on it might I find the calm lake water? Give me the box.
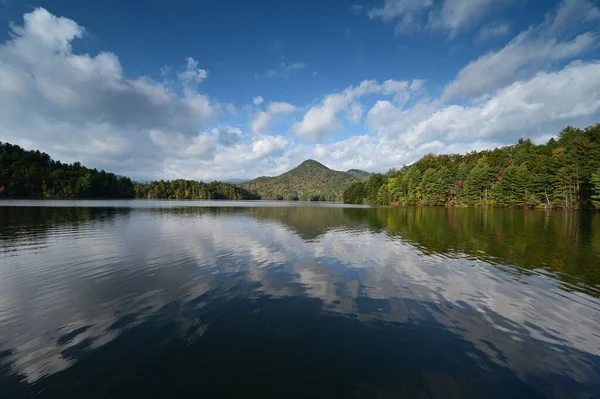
[1,200,599,398]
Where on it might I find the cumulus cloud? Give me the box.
[443,0,600,100]
[0,8,298,181]
[177,57,208,88]
[0,8,223,178]
[2,5,600,182]
[161,133,292,180]
[367,61,600,163]
[293,79,423,142]
[308,59,600,173]
[214,125,244,146]
[250,101,298,135]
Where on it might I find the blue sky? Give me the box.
[0,0,599,180]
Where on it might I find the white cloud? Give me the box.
[214,125,244,146]
[160,65,171,77]
[443,0,600,100]
[177,57,208,88]
[368,0,510,37]
[250,101,298,135]
[2,5,600,182]
[348,103,364,124]
[367,61,600,167]
[431,0,508,38]
[477,23,510,41]
[264,61,306,79]
[368,0,432,34]
[293,79,423,142]
[548,0,600,37]
[228,59,600,176]
[0,8,292,181]
[0,9,217,159]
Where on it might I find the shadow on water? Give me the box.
[0,206,132,243]
[2,287,596,399]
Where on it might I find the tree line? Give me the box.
[0,142,257,200]
[0,142,134,198]
[344,124,600,209]
[133,179,259,200]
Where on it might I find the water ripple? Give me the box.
[0,202,598,397]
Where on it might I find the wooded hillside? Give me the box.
[243,160,360,201]
[344,124,600,209]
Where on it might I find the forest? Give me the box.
[0,142,255,200]
[133,179,259,200]
[0,142,135,198]
[4,123,600,208]
[344,124,600,209]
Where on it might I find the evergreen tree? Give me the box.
[0,142,134,199]
[464,165,492,205]
[591,171,600,209]
[343,123,600,209]
[342,182,366,204]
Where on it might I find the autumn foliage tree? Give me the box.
[344,124,600,209]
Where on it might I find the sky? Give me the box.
[0,0,599,181]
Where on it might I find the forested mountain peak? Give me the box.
[243,160,359,201]
[295,159,328,169]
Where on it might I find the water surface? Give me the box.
[1,201,599,398]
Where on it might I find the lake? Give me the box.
[1,200,599,398]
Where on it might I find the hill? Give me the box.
[223,178,251,184]
[343,123,600,210]
[242,159,359,201]
[346,169,372,180]
[0,142,135,198]
[0,142,257,200]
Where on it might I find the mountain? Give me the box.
[242,159,359,201]
[224,178,251,184]
[346,169,372,180]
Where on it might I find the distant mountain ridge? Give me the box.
[346,169,372,180]
[223,178,251,184]
[242,159,361,201]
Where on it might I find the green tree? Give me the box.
[492,165,533,207]
[464,165,492,205]
[0,142,134,199]
[364,173,385,204]
[590,171,600,209]
[376,184,391,205]
[343,182,366,204]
